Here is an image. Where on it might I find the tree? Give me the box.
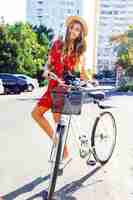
[0,24,18,73]
[0,22,53,78]
[11,23,48,76]
[111,28,133,77]
[0,22,50,77]
[32,25,54,47]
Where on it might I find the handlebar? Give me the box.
[46,71,116,110]
[43,70,63,84]
[43,70,93,88]
[43,70,106,101]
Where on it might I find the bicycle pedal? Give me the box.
[86,159,97,166]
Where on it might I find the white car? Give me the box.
[14,74,39,92]
[0,78,4,94]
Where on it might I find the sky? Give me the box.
[0,0,26,24]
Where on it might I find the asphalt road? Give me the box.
[0,88,133,200]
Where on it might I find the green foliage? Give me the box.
[118,80,133,92]
[39,79,48,87]
[114,43,129,66]
[115,59,128,69]
[125,65,133,77]
[0,24,17,73]
[32,25,54,47]
[0,22,52,78]
[128,30,133,38]
[112,29,133,78]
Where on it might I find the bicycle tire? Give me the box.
[48,125,65,200]
[91,111,117,165]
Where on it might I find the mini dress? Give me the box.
[37,39,77,109]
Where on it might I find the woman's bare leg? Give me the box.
[31,105,54,139]
[31,105,69,159]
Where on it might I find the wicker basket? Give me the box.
[51,86,83,115]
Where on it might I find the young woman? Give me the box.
[31,16,88,159]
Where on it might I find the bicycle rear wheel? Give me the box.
[91,111,117,164]
[48,125,64,200]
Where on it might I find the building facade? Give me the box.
[26,0,83,36]
[96,0,133,71]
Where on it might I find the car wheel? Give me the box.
[14,86,21,94]
[27,84,34,92]
[4,87,10,95]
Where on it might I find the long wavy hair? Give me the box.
[62,20,87,62]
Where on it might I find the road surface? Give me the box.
[0,88,133,200]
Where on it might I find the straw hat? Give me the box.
[65,16,88,36]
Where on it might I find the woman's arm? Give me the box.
[79,54,89,81]
[42,56,53,79]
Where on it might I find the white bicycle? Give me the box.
[45,71,117,200]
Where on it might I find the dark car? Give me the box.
[0,73,28,94]
[95,70,116,85]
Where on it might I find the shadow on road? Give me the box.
[54,165,103,200]
[2,174,50,200]
[19,164,104,200]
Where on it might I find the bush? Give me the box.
[118,80,133,91]
[39,79,48,87]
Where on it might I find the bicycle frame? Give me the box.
[47,71,117,199]
[48,89,117,200]
[49,97,106,165]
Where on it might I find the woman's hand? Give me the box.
[58,79,69,88]
[42,70,49,79]
[42,70,57,81]
[43,70,69,87]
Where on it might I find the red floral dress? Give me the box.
[37,39,77,108]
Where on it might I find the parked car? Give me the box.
[13,74,39,91]
[0,78,4,94]
[95,70,116,85]
[0,73,28,94]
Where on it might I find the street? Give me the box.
[0,88,133,200]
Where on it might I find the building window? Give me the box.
[67,9,72,14]
[113,11,119,15]
[37,15,43,18]
[101,4,111,8]
[101,11,113,15]
[37,1,43,4]
[37,8,43,12]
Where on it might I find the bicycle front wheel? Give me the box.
[91,111,117,164]
[48,125,64,200]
